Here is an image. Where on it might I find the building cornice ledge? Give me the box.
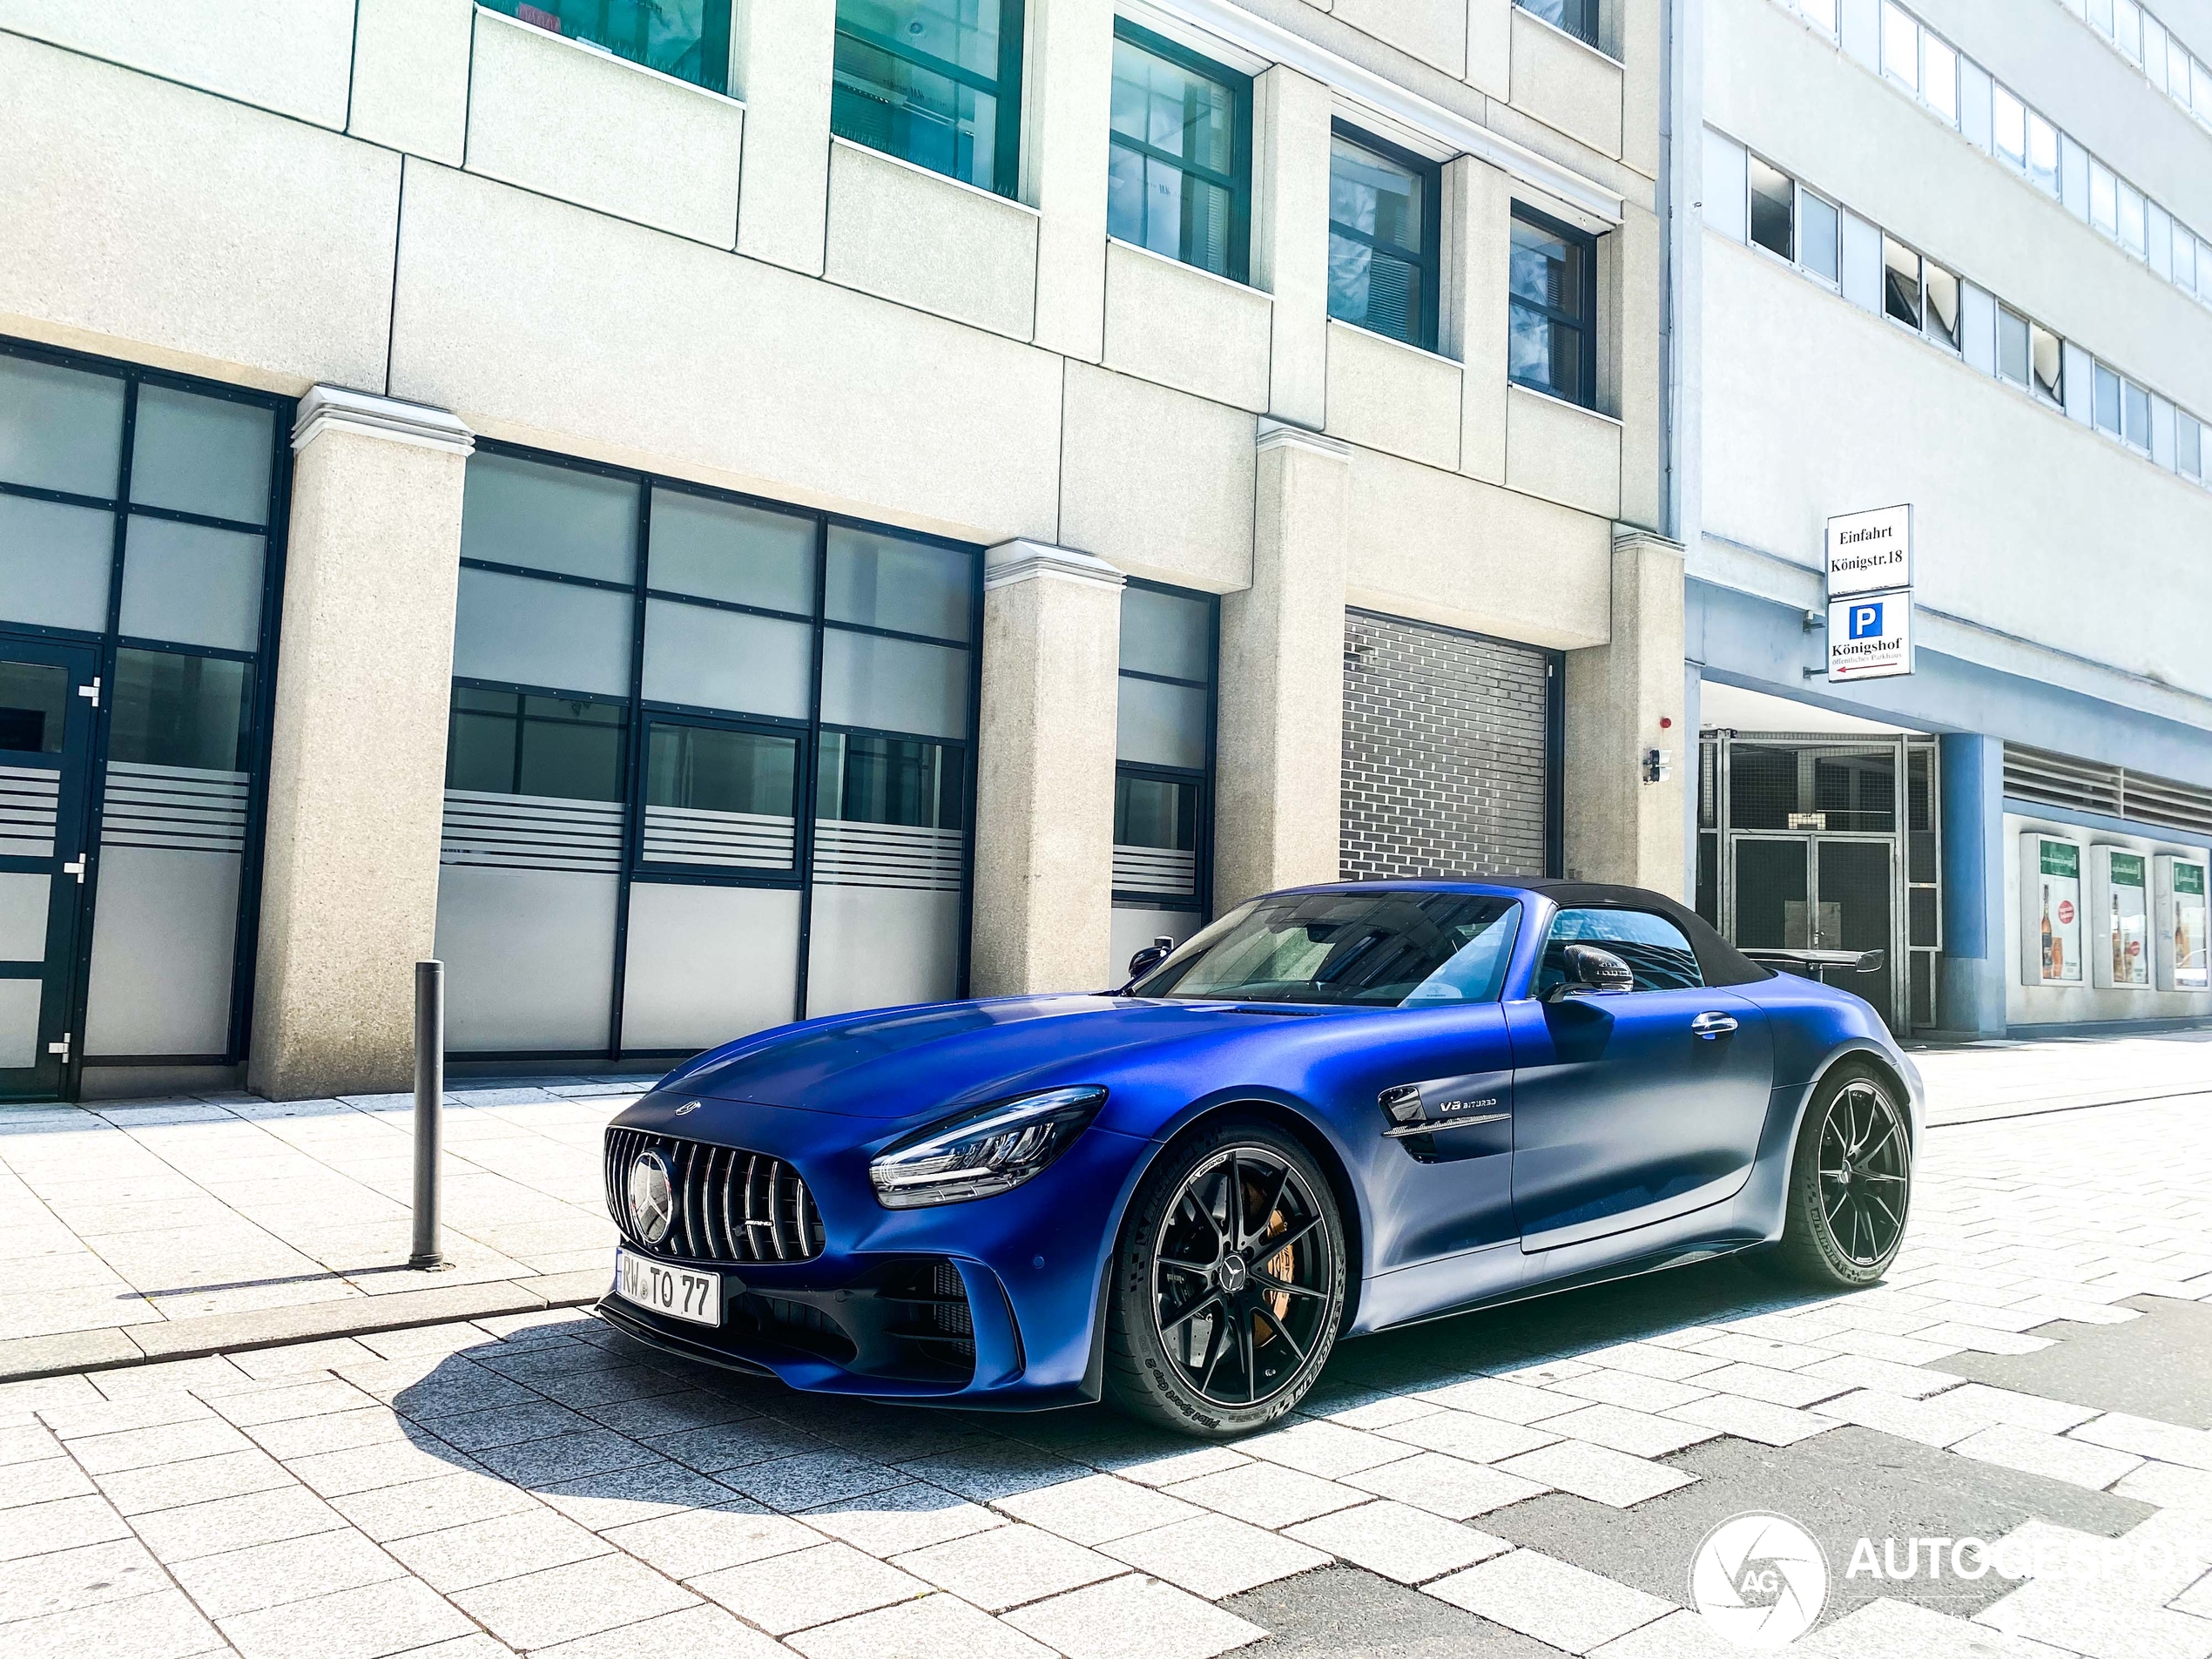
[293,386,475,456]
[1257,419,1353,459]
[984,539,1127,591]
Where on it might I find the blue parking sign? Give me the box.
[1849,601,1884,639]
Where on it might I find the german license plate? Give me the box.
[614,1247,722,1327]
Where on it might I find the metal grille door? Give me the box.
[1340,611,1557,881]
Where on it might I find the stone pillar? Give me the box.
[1215,421,1350,910]
[248,388,471,1101]
[1251,64,1332,428]
[1440,155,1511,483]
[972,540,1123,995]
[732,0,836,275]
[1028,0,1116,361]
[1561,530,1687,893]
[1938,732,2008,1036]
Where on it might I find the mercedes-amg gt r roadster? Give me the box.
[597,880,1921,1437]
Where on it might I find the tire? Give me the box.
[1774,1063,1912,1287]
[1103,1117,1346,1438]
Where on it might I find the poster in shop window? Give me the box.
[2155,856,2210,991]
[2091,847,2151,990]
[2020,833,2082,987]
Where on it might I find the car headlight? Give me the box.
[868,1087,1105,1210]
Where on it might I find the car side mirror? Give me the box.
[1125,935,1176,982]
[1546,943,1635,1001]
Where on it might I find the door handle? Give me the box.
[1690,1011,1739,1039]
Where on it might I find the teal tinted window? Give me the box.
[1328,125,1439,351]
[480,0,732,93]
[109,650,254,772]
[647,722,797,816]
[817,732,965,828]
[448,688,627,801]
[1508,206,1596,408]
[832,0,1024,197]
[1107,23,1251,281]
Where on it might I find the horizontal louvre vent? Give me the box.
[606,1127,824,1264]
[813,821,962,890]
[1112,843,1197,897]
[0,765,59,859]
[641,805,794,870]
[442,790,622,873]
[100,764,247,853]
[2004,744,2212,834]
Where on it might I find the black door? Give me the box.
[0,637,100,1101]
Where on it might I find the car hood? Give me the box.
[665,994,1333,1122]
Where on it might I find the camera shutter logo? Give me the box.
[1689,1512,1829,1649]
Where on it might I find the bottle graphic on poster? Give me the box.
[2113,891,2123,982]
[2041,886,2054,979]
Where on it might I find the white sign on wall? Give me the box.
[1826,504,1913,597]
[2155,855,2210,991]
[1827,591,1914,680]
[2091,846,2152,990]
[2020,833,2083,987]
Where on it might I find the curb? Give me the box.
[0,1269,610,1385]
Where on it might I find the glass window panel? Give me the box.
[1998,307,2031,385]
[82,843,239,1058]
[831,23,1003,193]
[825,525,970,640]
[477,0,730,91]
[1993,85,2026,165]
[1748,157,1793,258]
[2175,232,2197,293]
[2116,0,2141,58]
[642,597,811,719]
[646,723,797,816]
[446,688,626,800]
[2027,114,2059,193]
[1116,675,1207,770]
[0,494,111,632]
[1799,189,1839,282]
[2090,160,2119,235]
[1120,586,1211,683]
[817,732,964,827]
[648,489,814,614]
[435,866,617,1052]
[108,649,253,771]
[1107,33,1243,279]
[461,452,637,583]
[2095,365,2122,434]
[0,663,67,756]
[127,385,273,526]
[2124,381,2151,448]
[1923,262,1960,350]
[2119,182,2147,254]
[2090,0,2114,35]
[1881,3,1918,89]
[1110,37,1234,172]
[1115,772,1197,849]
[118,516,265,653]
[1924,34,1958,122]
[1330,137,1422,256]
[2180,413,2202,479]
[1330,233,1425,345]
[819,626,967,738]
[1327,134,1431,347]
[2031,323,2065,405]
[453,565,634,697]
[806,885,960,1017]
[0,354,124,498]
[1509,213,1589,403]
[1881,235,1922,328]
[621,882,799,1051]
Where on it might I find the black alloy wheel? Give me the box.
[1777,1065,1912,1286]
[1105,1119,1345,1437]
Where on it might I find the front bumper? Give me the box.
[597,1092,1150,1408]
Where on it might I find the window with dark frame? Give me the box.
[1107,20,1252,283]
[481,0,732,94]
[830,0,1025,198]
[1327,123,1440,351]
[1507,204,1598,408]
[1113,582,1217,937]
[1748,156,1794,260]
[1881,233,1922,330]
[1515,0,1601,51]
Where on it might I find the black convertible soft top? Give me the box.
[1521,880,1775,988]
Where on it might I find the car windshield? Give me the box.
[1132,892,1522,1006]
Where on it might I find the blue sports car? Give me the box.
[597,880,1921,1438]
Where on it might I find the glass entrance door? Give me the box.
[1726,831,1902,1031]
[0,637,99,1100]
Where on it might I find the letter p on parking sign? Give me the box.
[1828,590,1913,680]
[1849,601,1885,640]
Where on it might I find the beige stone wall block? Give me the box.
[349,0,473,165]
[733,0,835,273]
[1058,362,1257,593]
[0,0,355,128]
[1615,203,1663,529]
[1442,157,1512,483]
[468,10,743,248]
[1216,428,1351,910]
[1346,446,1611,650]
[972,550,1123,995]
[0,34,398,393]
[1029,0,1116,361]
[1466,0,1513,98]
[1509,6,1624,158]
[1618,0,1662,178]
[1331,0,1468,75]
[252,417,470,1100]
[1561,533,1685,893]
[826,141,1039,340]
[1251,66,1333,427]
[1506,385,1623,518]
[1325,322,1463,472]
[388,162,1062,545]
[1102,241,1274,415]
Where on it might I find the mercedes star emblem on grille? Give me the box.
[627,1150,674,1245]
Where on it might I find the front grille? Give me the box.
[605,1127,824,1264]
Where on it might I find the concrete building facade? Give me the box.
[0,0,1681,1101]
